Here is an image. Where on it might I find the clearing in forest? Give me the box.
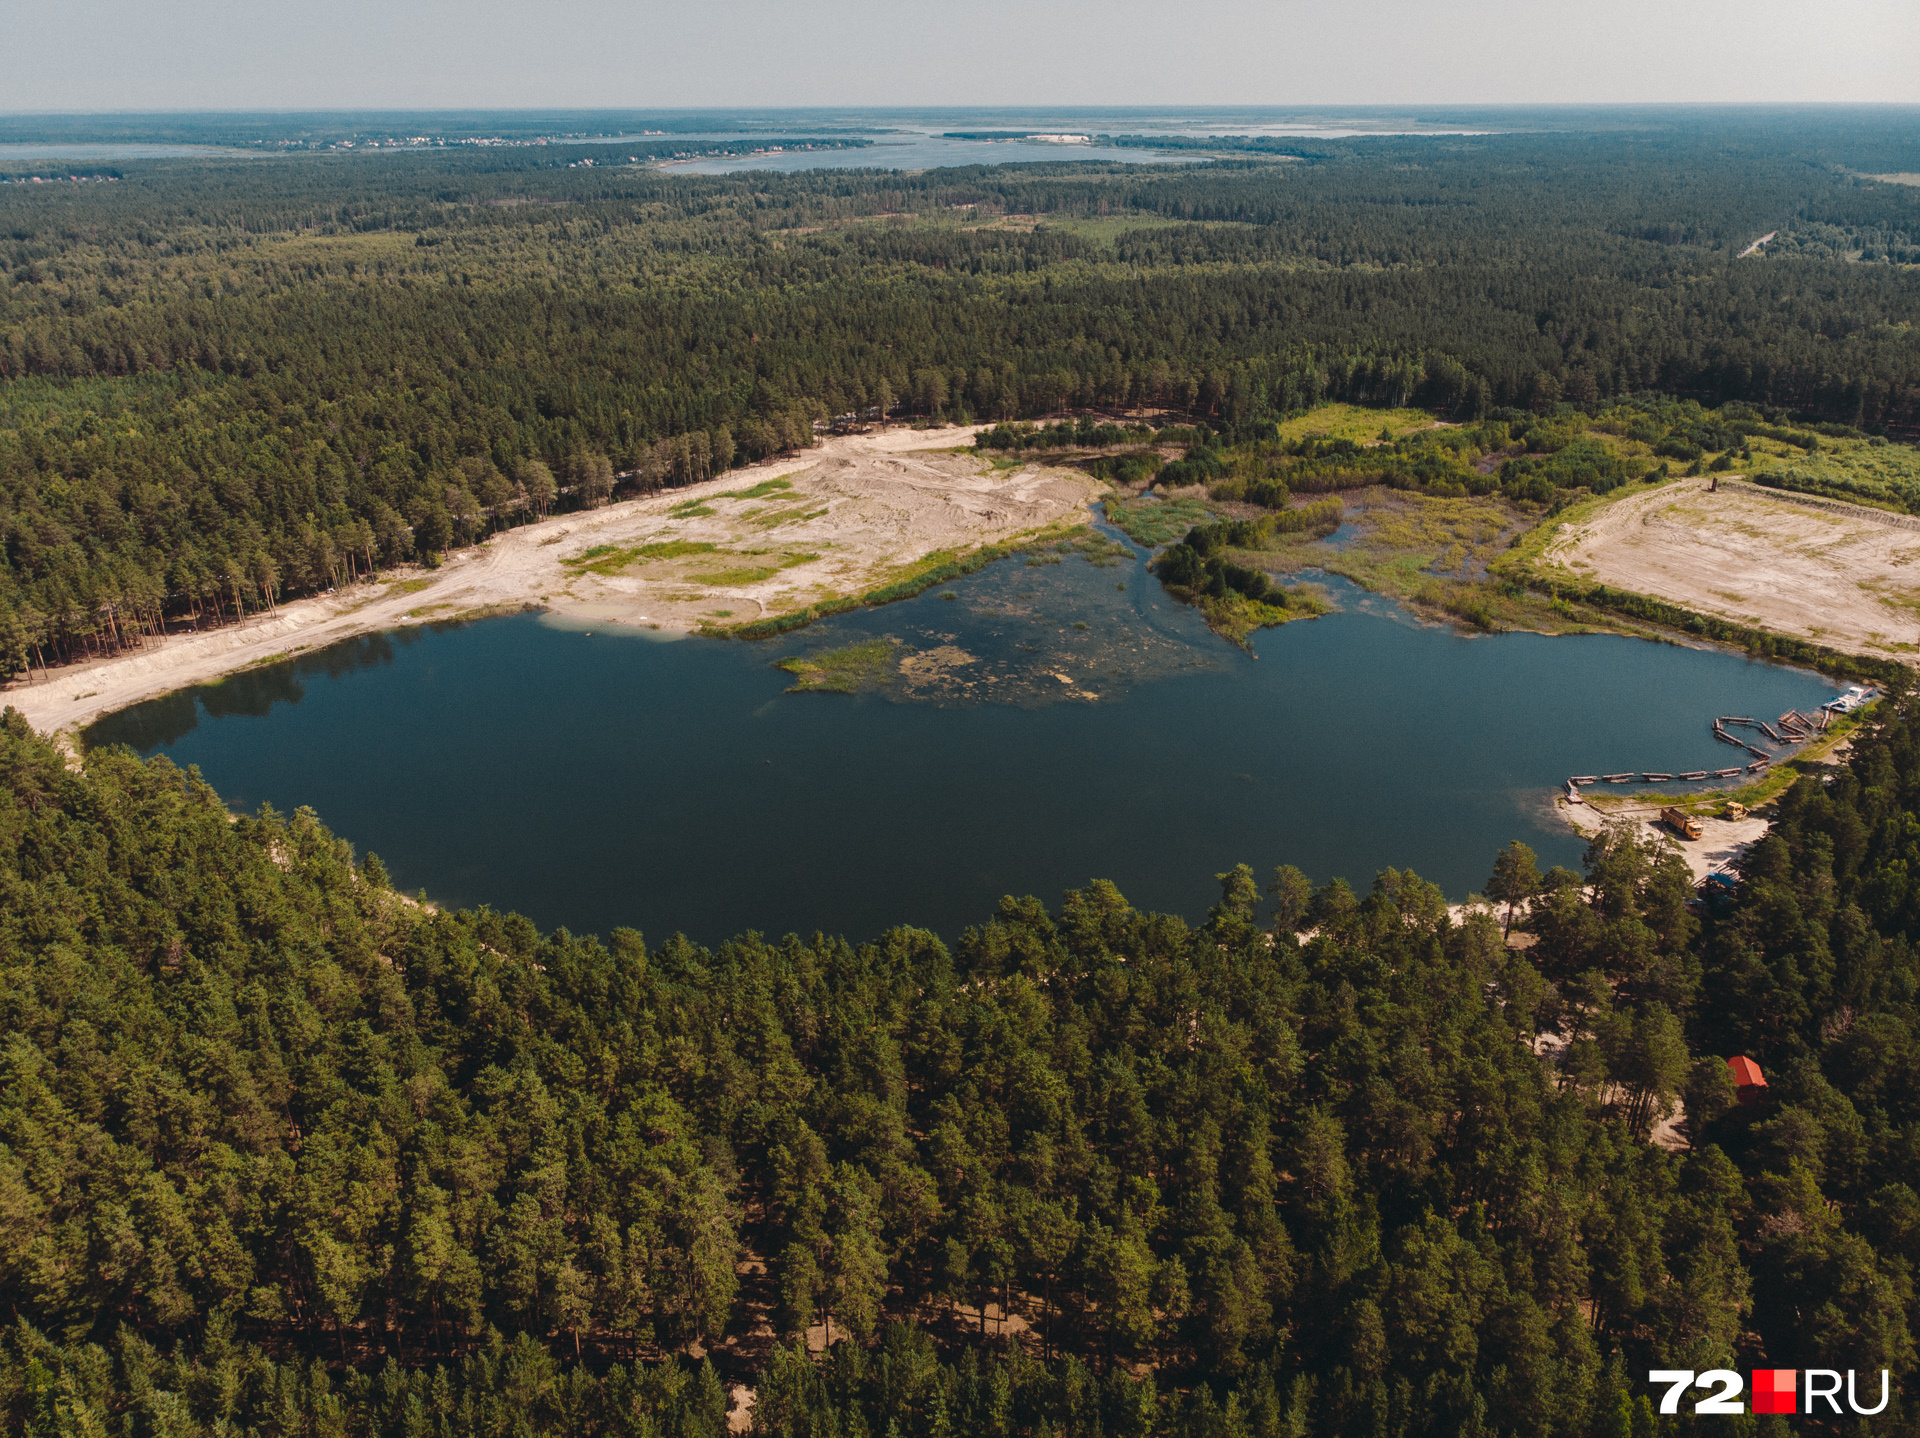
[1538,479,1920,660]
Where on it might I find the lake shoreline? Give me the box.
[6,426,1107,737]
[88,563,1843,940]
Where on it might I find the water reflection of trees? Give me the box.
[88,689,201,751]
[85,630,413,751]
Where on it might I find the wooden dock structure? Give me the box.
[1560,698,1845,804]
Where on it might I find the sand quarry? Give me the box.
[1542,478,1920,661]
[9,426,1101,735]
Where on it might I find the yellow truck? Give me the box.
[1662,806,1703,840]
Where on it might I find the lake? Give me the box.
[658,107,1491,173]
[0,143,254,162]
[88,541,1838,946]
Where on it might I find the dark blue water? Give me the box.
[88,551,1837,945]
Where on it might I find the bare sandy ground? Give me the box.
[7,427,1100,735]
[1542,479,1920,660]
[1557,797,1768,885]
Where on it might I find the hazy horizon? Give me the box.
[6,0,1915,111]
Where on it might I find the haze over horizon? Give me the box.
[4,0,1916,112]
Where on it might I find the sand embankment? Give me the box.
[7,427,1100,736]
[1541,479,1920,661]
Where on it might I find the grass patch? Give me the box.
[1192,583,1335,645]
[967,214,1259,247]
[1276,403,1440,444]
[690,552,817,586]
[718,476,795,501]
[1741,435,1920,513]
[775,636,900,694]
[694,565,782,586]
[1222,489,1648,638]
[750,505,831,530]
[1056,530,1131,567]
[1106,495,1213,548]
[563,539,718,575]
[669,499,715,518]
[384,576,436,596]
[713,522,1113,641]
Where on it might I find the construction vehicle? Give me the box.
[1725,801,1748,820]
[1661,806,1703,840]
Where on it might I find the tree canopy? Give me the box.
[2,119,1918,669]
[1,692,1917,1433]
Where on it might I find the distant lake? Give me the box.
[89,539,1836,946]
[671,134,1189,174]
[644,107,1492,173]
[0,110,1496,174]
[0,143,251,161]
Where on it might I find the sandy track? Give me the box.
[1542,480,1920,661]
[8,427,1100,735]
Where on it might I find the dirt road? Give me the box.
[7,427,1100,735]
[1541,479,1920,661]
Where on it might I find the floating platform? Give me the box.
[1569,775,1599,785]
[1602,773,1635,783]
[1747,759,1771,773]
[1714,767,1744,778]
[1642,773,1675,782]
[1678,771,1709,781]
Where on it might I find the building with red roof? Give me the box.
[1729,1055,1768,1105]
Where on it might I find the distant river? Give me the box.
[89,542,1837,945]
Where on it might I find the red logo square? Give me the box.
[1753,1369,1796,1415]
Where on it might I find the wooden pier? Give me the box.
[1560,698,1848,804]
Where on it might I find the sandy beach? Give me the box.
[6,427,1100,736]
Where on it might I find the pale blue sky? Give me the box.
[4,0,1916,110]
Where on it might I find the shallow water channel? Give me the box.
[90,540,1840,945]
